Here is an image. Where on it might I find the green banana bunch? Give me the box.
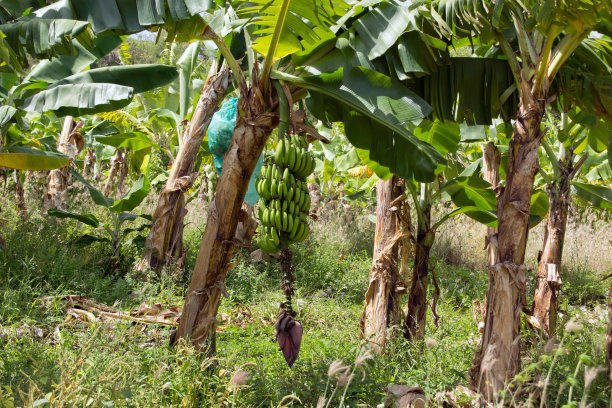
[255,134,315,253]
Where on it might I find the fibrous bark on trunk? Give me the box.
[360,175,405,349]
[308,177,322,218]
[43,117,84,211]
[102,149,123,198]
[532,149,584,336]
[531,179,569,337]
[472,83,546,400]
[116,157,129,195]
[83,149,95,179]
[482,142,501,267]
[404,201,433,342]
[140,68,230,269]
[172,75,278,351]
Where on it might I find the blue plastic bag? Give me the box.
[208,97,262,205]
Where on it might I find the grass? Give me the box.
[0,198,610,407]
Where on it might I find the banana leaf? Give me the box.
[47,209,100,228]
[0,146,70,170]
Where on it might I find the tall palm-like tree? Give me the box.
[339,0,612,399]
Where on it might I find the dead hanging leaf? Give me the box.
[275,311,303,368]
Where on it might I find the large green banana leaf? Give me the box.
[273,67,445,182]
[0,146,70,170]
[239,0,345,63]
[26,36,123,83]
[70,169,113,207]
[47,209,100,228]
[20,65,178,116]
[0,0,215,70]
[0,105,15,126]
[0,30,24,73]
[111,175,150,213]
[31,0,213,34]
[0,18,93,61]
[571,181,612,209]
[48,64,178,94]
[20,83,134,116]
[95,132,160,151]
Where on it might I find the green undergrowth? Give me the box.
[0,215,610,407]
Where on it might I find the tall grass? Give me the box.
[0,188,609,407]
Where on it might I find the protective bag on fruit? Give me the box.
[208,97,262,205]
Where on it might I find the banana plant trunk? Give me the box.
[116,158,129,195]
[102,149,123,197]
[83,149,95,179]
[172,80,278,350]
[405,198,432,342]
[360,175,405,349]
[532,175,570,336]
[473,86,545,400]
[43,117,83,211]
[140,68,230,269]
[482,142,501,266]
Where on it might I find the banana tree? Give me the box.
[170,1,455,351]
[0,43,179,172]
[141,66,230,269]
[531,109,612,336]
[0,0,215,172]
[331,0,612,398]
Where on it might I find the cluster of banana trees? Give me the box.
[1,0,611,402]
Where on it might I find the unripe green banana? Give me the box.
[297,223,309,243]
[264,208,270,226]
[288,146,296,170]
[283,167,290,182]
[294,148,303,173]
[257,237,271,253]
[300,148,309,175]
[263,179,271,200]
[287,212,294,233]
[289,219,301,240]
[275,209,282,230]
[289,201,295,216]
[287,187,294,202]
[302,155,312,178]
[282,200,288,212]
[295,222,305,242]
[282,211,288,231]
[270,227,280,246]
[275,140,285,166]
[282,139,290,165]
[297,189,305,208]
[271,179,278,198]
[303,194,311,212]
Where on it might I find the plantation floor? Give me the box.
[0,220,610,407]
